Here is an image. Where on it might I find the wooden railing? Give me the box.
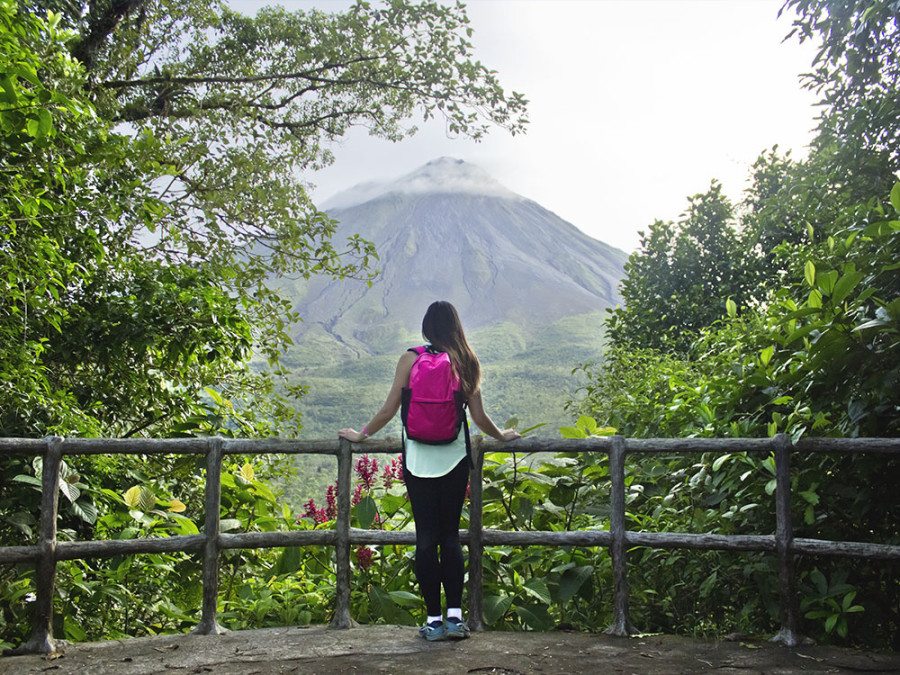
[1,434,898,654]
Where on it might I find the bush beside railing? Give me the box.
[1,434,898,655]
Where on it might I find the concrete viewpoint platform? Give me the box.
[2,625,899,675]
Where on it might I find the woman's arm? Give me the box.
[338,351,417,443]
[467,390,521,442]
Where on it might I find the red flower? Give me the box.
[352,482,366,506]
[355,546,375,571]
[385,455,404,486]
[301,498,328,525]
[355,454,379,490]
[325,485,337,521]
[381,463,395,489]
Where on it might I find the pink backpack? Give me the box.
[401,346,467,444]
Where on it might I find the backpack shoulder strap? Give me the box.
[408,346,428,356]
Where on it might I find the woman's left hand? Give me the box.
[338,428,367,443]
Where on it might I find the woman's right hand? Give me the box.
[497,429,522,442]
[338,428,367,443]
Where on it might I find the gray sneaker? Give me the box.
[419,620,445,641]
[444,617,470,640]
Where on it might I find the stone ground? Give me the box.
[2,625,899,675]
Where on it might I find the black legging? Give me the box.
[403,457,470,617]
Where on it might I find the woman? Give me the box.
[339,300,520,641]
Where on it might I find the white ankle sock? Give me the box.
[427,614,443,625]
[447,608,462,621]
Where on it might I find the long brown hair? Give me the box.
[421,300,481,399]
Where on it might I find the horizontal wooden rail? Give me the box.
[1,434,898,655]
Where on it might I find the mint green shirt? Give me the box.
[404,433,467,478]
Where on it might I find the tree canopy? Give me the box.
[1,0,527,438]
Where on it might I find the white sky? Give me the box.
[229,0,821,253]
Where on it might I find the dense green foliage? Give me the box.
[606,182,753,353]
[573,0,900,648]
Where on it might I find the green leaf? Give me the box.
[804,260,816,287]
[388,590,420,607]
[559,426,585,439]
[810,568,827,595]
[890,182,900,213]
[238,462,255,483]
[368,585,396,621]
[139,486,156,512]
[380,493,409,514]
[576,416,598,435]
[275,546,302,575]
[64,616,88,642]
[807,288,822,309]
[253,480,277,504]
[482,594,513,625]
[11,474,42,488]
[59,476,81,503]
[784,323,820,345]
[354,495,377,530]
[220,518,242,532]
[0,75,17,104]
[11,66,41,88]
[556,565,593,603]
[726,297,737,318]
[515,603,553,630]
[830,270,863,305]
[799,488,819,505]
[699,570,718,597]
[522,577,551,605]
[817,270,839,296]
[837,618,849,638]
[853,318,890,332]
[124,486,142,508]
[37,109,53,138]
[70,499,97,524]
[117,527,140,540]
[204,386,225,406]
[170,515,200,535]
[841,591,857,612]
[549,484,576,507]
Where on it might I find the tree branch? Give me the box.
[71,0,148,71]
[99,55,383,90]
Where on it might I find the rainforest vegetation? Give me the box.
[1,0,898,651]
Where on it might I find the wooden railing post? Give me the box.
[20,436,63,654]
[331,438,354,628]
[605,435,636,636]
[194,437,226,635]
[772,433,802,646]
[467,436,485,631]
